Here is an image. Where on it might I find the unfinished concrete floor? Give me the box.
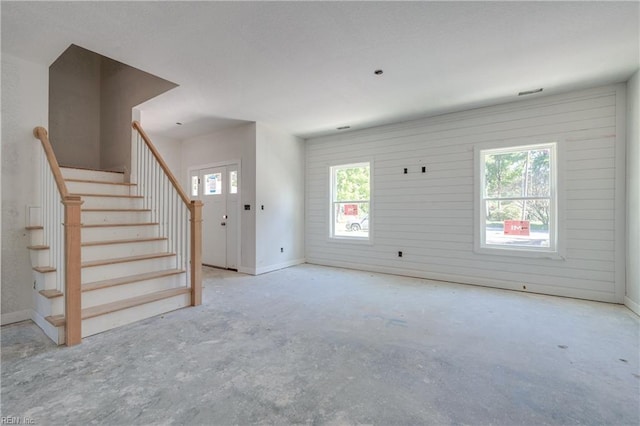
[2,264,639,425]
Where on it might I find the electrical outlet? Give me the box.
[398,251,403,257]
[422,166,426,173]
[403,168,408,174]
[280,247,284,253]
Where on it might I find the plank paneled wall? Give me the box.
[305,85,626,303]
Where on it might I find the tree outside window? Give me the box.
[331,162,370,239]
[479,143,557,253]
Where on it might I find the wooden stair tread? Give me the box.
[82,208,151,212]
[45,287,190,326]
[45,315,65,327]
[60,165,124,174]
[39,289,63,299]
[82,268,185,292]
[82,222,158,228]
[70,193,143,199]
[82,252,175,268]
[83,287,189,319]
[28,245,49,250]
[33,266,56,273]
[65,178,136,186]
[25,226,43,230]
[82,237,167,247]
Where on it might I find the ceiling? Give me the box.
[2,1,639,140]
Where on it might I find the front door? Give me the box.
[192,165,238,269]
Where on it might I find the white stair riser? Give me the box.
[61,168,124,183]
[29,249,50,267]
[82,210,151,225]
[67,181,132,196]
[32,310,65,345]
[82,273,186,308]
[29,229,44,246]
[82,225,159,242]
[79,196,143,210]
[82,256,176,283]
[33,270,57,291]
[81,293,190,338]
[34,291,64,317]
[82,239,168,262]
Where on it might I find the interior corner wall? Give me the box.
[255,123,305,274]
[48,47,101,169]
[180,123,257,272]
[305,84,627,304]
[99,61,176,173]
[1,54,49,324]
[625,70,640,315]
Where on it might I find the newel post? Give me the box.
[190,200,203,306]
[63,195,83,346]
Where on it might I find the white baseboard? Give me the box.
[306,259,619,304]
[255,258,306,275]
[238,259,306,276]
[1,309,32,326]
[237,266,256,275]
[624,296,640,316]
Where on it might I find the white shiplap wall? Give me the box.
[305,85,626,303]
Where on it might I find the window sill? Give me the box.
[475,246,564,260]
[329,236,373,246]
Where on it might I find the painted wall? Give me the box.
[255,123,305,273]
[49,46,101,169]
[180,123,257,271]
[1,54,49,324]
[626,71,640,315]
[147,133,182,179]
[306,85,627,304]
[100,59,176,172]
[46,45,176,172]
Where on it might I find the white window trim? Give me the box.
[474,142,562,259]
[329,161,373,244]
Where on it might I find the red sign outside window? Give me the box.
[344,204,358,216]
[504,220,530,236]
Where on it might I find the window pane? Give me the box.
[229,171,238,194]
[335,166,369,202]
[191,176,198,197]
[485,200,550,247]
[203,173,222,195]
[525,148,551,197]
[333,202,369,238]
[484,151,526,198]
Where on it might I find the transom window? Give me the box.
[478,143,557,254]
[330,162,370,240]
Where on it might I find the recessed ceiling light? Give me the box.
[176,122,183,125]
[337,126,351,130]
[374,69,383,76]
[518,88,543,96]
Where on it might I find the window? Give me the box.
[478,143,557,255]
[330,162,370,240]
[204,173,222,195]
[191,176,199,197]
[229,170,238,194]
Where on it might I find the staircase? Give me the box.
[29,124,202,345]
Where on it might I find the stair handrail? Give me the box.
[132,121,190,206]
[131,121,202,306]
[33,127,69,198]
[32,126,83,346]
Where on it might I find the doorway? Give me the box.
[190,163,239,270]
